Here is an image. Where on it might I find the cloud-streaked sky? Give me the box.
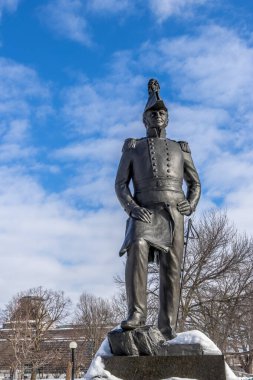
[0,0,253,307]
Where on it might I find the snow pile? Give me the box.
[84,337,122,380]
[166,329,221,355]
[224,364,238,380]
[84,355,122,380]
[94,336,113,357]
[84,329,246,380]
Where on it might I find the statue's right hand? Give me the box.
[130,206,152,223]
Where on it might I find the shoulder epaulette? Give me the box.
[122,138,138,152]
[178,141,191,153]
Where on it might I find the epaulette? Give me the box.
[178,141,191,153]
[122,138,138,152]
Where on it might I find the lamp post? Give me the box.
[69,341,77,380]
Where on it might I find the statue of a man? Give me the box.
[115,79,201,339]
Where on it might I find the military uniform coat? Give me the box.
[115,136,201,258]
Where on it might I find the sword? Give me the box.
[175,217,199,330]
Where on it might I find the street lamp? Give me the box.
[69,341,77,380]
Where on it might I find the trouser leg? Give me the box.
[158,247,182,338]
[158,213,184,338]
[125,238,149,320]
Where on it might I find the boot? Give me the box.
[121,312,146,330]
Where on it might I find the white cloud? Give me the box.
[0,55,133,308]
[0,166,125,308]
[168,104,230,163]
[54,138,121,164]
[39,0,132,46]
[139,26,253,113]
[61,82,144,136]
[3,119,28,143]
[0,54,133,308]
[227,182,253,236]
[149,0,207,22]
[162,27,253,112]
[0,57,51,162]
[60,57,146,136]
[0,57,49,102]
[0,0,20,19]
[40,0,91,46]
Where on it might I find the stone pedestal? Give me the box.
[85,328,229,380]
[104,327,227,380]
[102,355,226,380]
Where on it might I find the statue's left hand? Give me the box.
[177,200,192,216]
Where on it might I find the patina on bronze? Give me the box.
[115,79,201,339]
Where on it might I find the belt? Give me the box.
[134,177,183,192]
[140,201,170,211]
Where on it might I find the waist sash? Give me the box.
[134,176,183,193]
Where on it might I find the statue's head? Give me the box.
[143,79,168,132]
[143,108,168,130]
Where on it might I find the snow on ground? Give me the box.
[84,330,250,380]
[84,338,118,380]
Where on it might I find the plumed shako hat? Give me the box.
[144,79,168,113]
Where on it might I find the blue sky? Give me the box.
[0,0,253,308]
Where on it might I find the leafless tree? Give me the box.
[1,286,71,380]
[114,209,253,372]
[73,292,116,363]
[225,285,253,373]
[110,288,128,324]
[179,211,253,355]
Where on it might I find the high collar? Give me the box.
[146,127,167,138]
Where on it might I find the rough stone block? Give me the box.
[108,326,165,356]
[107,329,139,356]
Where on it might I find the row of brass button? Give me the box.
[148,138,171,178]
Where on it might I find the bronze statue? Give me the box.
[115,79,201,339]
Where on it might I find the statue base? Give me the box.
[84,329,232,380]
[102,354,226,380]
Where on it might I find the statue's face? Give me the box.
[145,109,168,129]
